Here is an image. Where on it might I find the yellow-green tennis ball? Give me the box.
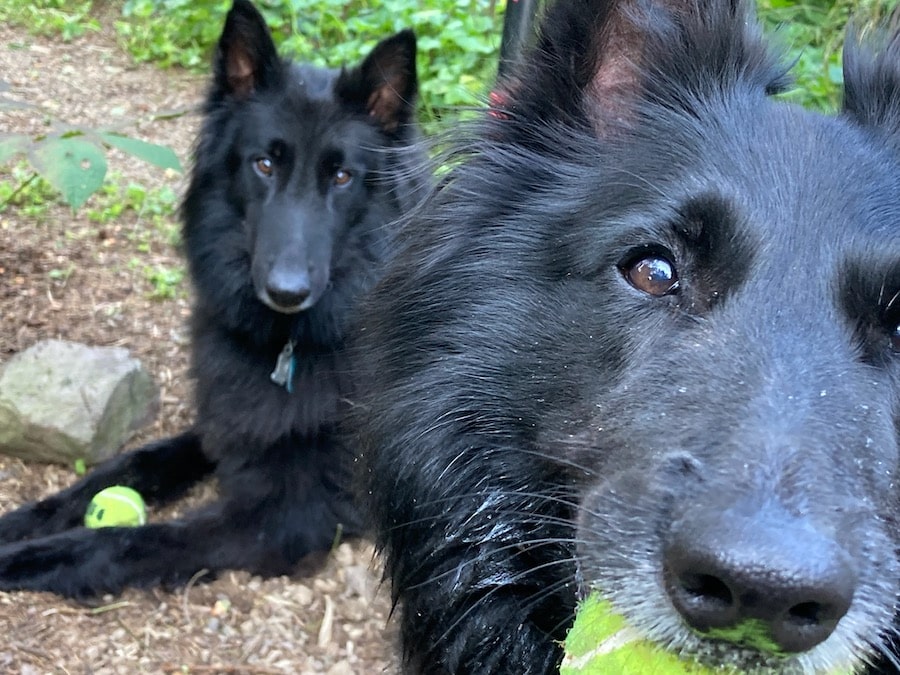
[84,486,146,528]
[561,594,721,674]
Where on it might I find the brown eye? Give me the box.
[333,168,352,187]
[622,254,679,296]
[255,157,273,177]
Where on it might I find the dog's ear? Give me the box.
[214,0,283,100]
[493,0,781,135]
[338,30,418,133]
[490,0,673,130]
[843,11,900,156]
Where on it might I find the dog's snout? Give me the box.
[663,510,856,655]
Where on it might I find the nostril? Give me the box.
[679,572,733,609]
[773,593,853,653]
[667,568,738,632]
[787,601,825,627]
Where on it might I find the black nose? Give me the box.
[663,511,856,655]
[265,271,311,310]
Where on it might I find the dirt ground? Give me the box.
[0,18,399,675]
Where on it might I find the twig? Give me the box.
[0,171,39,209]
[89,600,134,615]
[181,567,211,626]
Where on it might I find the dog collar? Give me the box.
[270,340,296,393]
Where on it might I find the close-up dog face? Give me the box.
[565,108,900,672]
[353,0,900,673]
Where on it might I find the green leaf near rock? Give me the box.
[29,136,108,209]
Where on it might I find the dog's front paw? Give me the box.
[0,531,125,598]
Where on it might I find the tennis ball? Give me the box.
[84,486,147,528]
[561,593,721,674]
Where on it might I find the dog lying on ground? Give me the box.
[352,0,900,672]
[0,0,424,597]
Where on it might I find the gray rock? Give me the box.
[0,339,159,465]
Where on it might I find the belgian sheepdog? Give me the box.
[0,0,424,596]
[353,0,900,672]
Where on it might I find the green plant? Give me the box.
[87,180,181,253]
[0,162,61,219]
[115,0,503,131]
[274,0,501,121]
[142,263,185,299]
[758,0,900,110]
[0,113,182,210]
[74,458,87,476]
[0,0,99,41]
[117,0,231,69]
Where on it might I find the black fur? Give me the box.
[0,0,424,597]
[353,1,900,673]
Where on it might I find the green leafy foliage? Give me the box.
[74,458,87,476]
[116,0,231,70]
[0,127,182,210]
[115,0,504,129]
[128,257,185,299]
[0,163,61,220]
[0,0,98,41]
[29,135,108,209]
[4,0,895,126]
[86,181,181,254]
[759,0,900,110]
[143,264,185,299]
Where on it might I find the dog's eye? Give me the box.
[333,168,353,187]
[255,157,274,177]
[621,253,679,297]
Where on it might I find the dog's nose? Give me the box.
[663,510,856,655]
[265,272,311,311]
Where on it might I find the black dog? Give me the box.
[0,0,423,597]
[353,0,900,672]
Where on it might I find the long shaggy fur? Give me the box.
[353,1,900,673]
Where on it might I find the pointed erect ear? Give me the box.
[214,0,283,100]
[493,0,776,136]
[843,11,900,155]
[338,30,418,133]
[496,0,669,129]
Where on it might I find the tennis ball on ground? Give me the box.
[561,593,721,674]
[84,486,147,528]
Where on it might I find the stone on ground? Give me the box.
[0,339,159,465]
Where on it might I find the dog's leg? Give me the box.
[0,438,358,596]
[0,512,246,598]
[0,430,215,543]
